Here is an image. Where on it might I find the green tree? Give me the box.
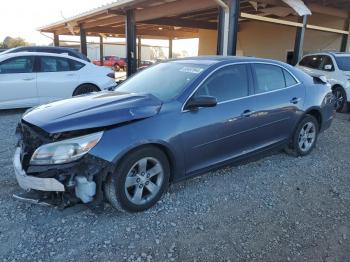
[0,36,29,48]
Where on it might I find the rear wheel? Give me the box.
[104,146,170,212]
[73,84,99,96]
[285,115,319,157]
[333,86,348,113]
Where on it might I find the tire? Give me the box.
[113,64,121,72]
[104,146,170,212]
[285,114,319,157]
[333,86,348,113]
[73,84,99,96]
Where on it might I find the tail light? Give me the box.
[107,72,115,79]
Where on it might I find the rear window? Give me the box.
[70,60,85,71]
[283,69,298,86]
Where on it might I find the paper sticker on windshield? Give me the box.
[179,67,203,74]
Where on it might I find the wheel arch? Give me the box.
[113,142,178,183]
[331,84,344,92]
[304,107,322,130]
[73,83,101,96]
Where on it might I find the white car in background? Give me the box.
[0,52,116,109]
[296,52,350,112]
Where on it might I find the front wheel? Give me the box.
[104,146,170,212]
[333,86,348,113]
[285,115,319,157]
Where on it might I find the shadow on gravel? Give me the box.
[169,147,283,195]
[0,108,27,116]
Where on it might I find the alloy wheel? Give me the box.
[334,89,344,111]
[298,122,316,152]
[124,157,164,205]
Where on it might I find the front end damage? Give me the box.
[13,121,113,209]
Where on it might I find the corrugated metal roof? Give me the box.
[38,0,136,31]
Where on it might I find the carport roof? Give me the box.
[38,0,350,38]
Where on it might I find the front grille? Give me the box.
[19,121,50,171]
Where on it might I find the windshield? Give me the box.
[335,56,350,71]
[116,62,209,101]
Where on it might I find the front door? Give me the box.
[181,64,258,174]
[0,56,38,109]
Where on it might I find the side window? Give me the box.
[299,56,311,67]
[0,56,34,74]
[195,64,249,102]
[282,69,298,87]
[70,59,85,71]
[40,56,71,72]
[308,55,322,69]
[253,64,285,94]
[321,56,334,71]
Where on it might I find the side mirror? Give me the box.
[185,96,217,110]
[324,64,333,71]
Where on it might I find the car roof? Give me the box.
[302,51,350,58]
[13,46,77,51]
[170,55,288,66]
[0,51,88,63]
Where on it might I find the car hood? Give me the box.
[22,91,162,134]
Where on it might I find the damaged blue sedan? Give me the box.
[14,56,335,212]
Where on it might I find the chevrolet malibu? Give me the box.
[13,57,335,212]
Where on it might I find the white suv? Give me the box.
[297,52,350,112]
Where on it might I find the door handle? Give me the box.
[290,97,301,104]
[241,110,255,117]
[22,77,35,81]
[66,73,75,76]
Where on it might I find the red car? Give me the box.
[93,56,126,71]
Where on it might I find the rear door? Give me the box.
[0,56,38,109]
[181,64,259,174]
[250,63,305,146]
[36,56,79,103]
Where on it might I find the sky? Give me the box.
[0,0,198,55]
[0,0,114,45]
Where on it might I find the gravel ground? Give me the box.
[0,109,349,262]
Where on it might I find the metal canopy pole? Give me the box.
[79,25,87,56]
[293,15,308,65]
[137,36,142,68]
[340,12,350,52]
[227,0,240,56]
[168,38,173,59]
[99,36,104,65]
[126,9,137,77]
[53,33,59,47]
[217,6,224,55]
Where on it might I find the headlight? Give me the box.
[30,131,103,165]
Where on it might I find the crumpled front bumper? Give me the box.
[13,147,65,192]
